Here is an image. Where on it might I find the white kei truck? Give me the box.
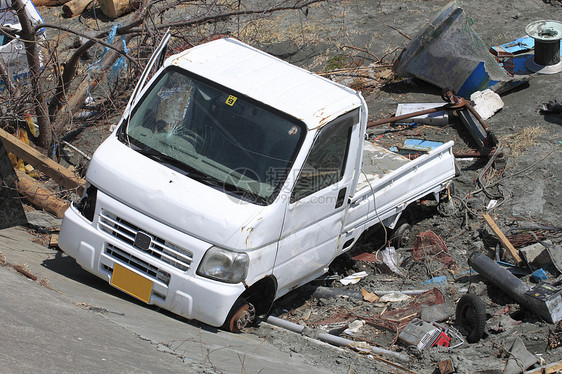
[59,35,456,332]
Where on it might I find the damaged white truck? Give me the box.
[59,36,456,332]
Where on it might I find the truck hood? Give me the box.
[86,135,283,250]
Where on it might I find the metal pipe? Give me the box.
[366,105,451,128]
[266,316,410,363]
[468,252,530,306]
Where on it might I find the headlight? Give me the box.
[197,246,249,283]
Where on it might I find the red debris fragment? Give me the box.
[413,231,456,268]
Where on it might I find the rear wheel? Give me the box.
[225,298,256,333]
[391,222,412,249]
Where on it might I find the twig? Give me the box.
[385,24,411,40]
[341,45,380,62]
[10,263,38,281]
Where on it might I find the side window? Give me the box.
[290,109,358,203]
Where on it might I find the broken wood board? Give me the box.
[0,128,85,195]
[523,360,562,374]
[483,213,523,265]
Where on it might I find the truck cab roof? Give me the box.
[165,37,363,130]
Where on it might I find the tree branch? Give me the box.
[12,0,53,148]
[33,23,139,67]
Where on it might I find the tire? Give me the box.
[391,222,412,249]
[224,298,256,333]
[456,294,486,343]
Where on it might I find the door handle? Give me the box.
[335,187,347,208]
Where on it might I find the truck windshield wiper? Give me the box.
[136,148,187,169]
[222,182,267,205]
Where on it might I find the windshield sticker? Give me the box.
[288,125,299,135]
[225,95,237,106]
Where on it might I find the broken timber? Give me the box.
[482,213,524,265]
[62,0,93,18]
[0,128,85,195]
[16,170,69,218]
[523,360,562,374]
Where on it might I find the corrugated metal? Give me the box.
[167,38,361,129]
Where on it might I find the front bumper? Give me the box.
[58,190,244,327]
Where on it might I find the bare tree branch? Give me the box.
[34,23,140,67]
[11,0,53,148]
[0,58,20,98]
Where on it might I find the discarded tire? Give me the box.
[456,294,486,343]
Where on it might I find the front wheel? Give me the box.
[224,298,256,333]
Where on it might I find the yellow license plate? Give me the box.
[110,264,152,303]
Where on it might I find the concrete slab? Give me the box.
[0,226,332,374]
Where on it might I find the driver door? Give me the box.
[274,109,360,296]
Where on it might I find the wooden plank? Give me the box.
[0,128,85,195]
[524,360,562,374]
[482,213,523,265]
[49,234,59,248]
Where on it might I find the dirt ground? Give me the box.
[32,0,562,373]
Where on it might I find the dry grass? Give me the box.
[0,251,6,265]
[505,126,546,158]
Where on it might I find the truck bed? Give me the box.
[342,140,455,247]
[356,142,411,193]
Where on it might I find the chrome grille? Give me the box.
[99,210,193,271]
[105,243,171,285]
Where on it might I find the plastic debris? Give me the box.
[343,320,365,336]
[486,199,498,210]
[422,275,448,285]
[339,271,368,285]
[398,318,451,352]
[380,245,405,276]
[531,268,548,282]
[395,103,449,125]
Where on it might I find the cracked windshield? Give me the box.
[125,68,305,204]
